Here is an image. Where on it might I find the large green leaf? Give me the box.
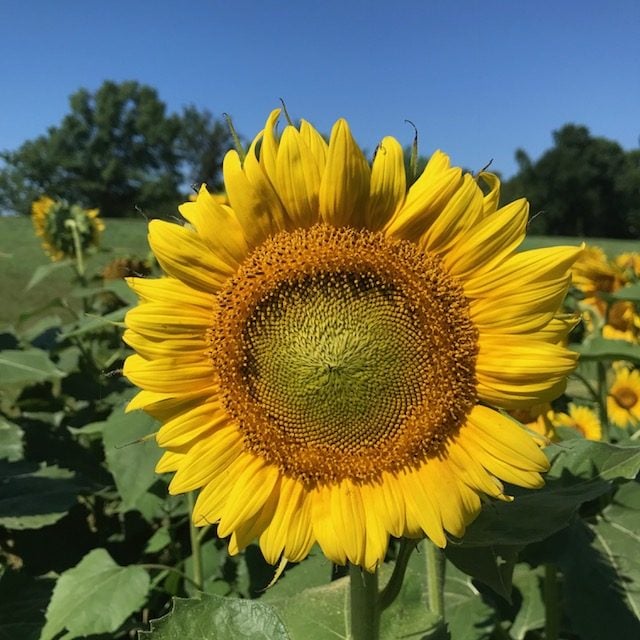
[509,565,545,640]
[40,548,150,640]
[0,569,54,640]
[611,282,640,303]
[460,440,640,547]
[445,544,519,601]
[573,337,640,363]
[444,562,494,640]
[0,417,24,461]
[0,348,65,385]
[102,404,162,514]
[138,594,290,640]
[565,481,640,635]
[0,461,88,530]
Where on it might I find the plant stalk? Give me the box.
[379,538,418,611]
[187,492,203,590]
[349,564,380,640]
[425,539,446,620]
[544,563,561,640]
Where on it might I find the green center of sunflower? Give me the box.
[210,224,478,484]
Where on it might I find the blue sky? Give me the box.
[1,0,638,178]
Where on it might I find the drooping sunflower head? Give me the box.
[607,366,640,429]
[123,109,581,570]
[31,196,104,261]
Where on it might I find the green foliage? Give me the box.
[502,124,640,238]
[2,226,640,640]
[0,81,232,217]
[40,548,150,640]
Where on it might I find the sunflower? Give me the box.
[31,196,104,261]
[552,404,602,440]
[123,110,580,571]
[614,252,640,279]
[607,366,640,429]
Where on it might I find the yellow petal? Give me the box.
[223,148,287,247]
[398,469,446,547]
[178,185,249,268]
[217,460,280,538]
[126,276,213,309]
[168,424,243,493]
[478,172,501,216]
[148,220,232,292]
[274,126,322,227]
[299,119,328,170]
[443,199,529,278]
[367,136,406,230]
[419,173,485,255]
[385,150,463,240]
[156,400,228,448]
[319,119,370,227]
[331,481,366,566]
[123,354,213,394]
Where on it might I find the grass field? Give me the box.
[0,214,637,328]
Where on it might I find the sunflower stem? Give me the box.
[379,538,418,611]
[425,539,446,621]
[597,361,610,440]
[65,218,85,281]
[349,564,380,640]
[187,492,203,590]
[544,563,561,640]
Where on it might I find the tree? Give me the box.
[502,125,640,238]
[0,81,232,217]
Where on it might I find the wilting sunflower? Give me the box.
[123,110,580,571]
[551,404,602,441]
[608,366,640,429]
[31,196,104,261]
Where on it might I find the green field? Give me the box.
[0,214,637,328]
[0,216,149,327]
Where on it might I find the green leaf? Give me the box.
[26,260,73,290]
[546,440,640,482]
[611,282,640,302]
[102,404,162,513]
[57,306,128,340]
[0,348,65,385]
[444,562,495,640]
[509,565,545,640]
[139,594,290,640]
[549,512,640,640]
[0,569,54,640]
[584,481,640,629]
[145,526,172,554]
[40,548,150,640]
[262,547,331,598]
[445,544,519,601]
[574,337,640,364]
[460,440,640,547]
[0,461,88,530]
[0,417,24,461]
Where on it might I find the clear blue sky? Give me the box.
[1,0,638,178]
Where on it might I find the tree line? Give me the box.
[1,80,638,238]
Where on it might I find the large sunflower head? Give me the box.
[123,109,581,571]
[31,196,104,261]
